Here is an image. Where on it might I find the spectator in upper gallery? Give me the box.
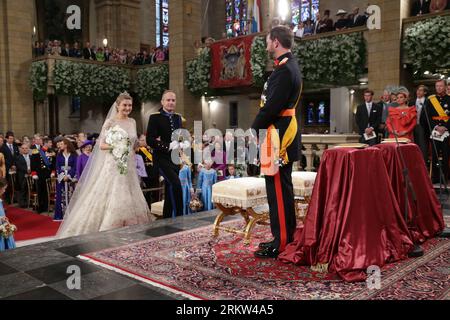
[118,49,127,64]
[83,41,96,60]
[303,19,314,36]
[348,7,368,27]
[51,40,62,56]
[70,41,82,58]
[313,12,321,34]
[61,43,71,57]
[295,21,305,38]
[155,47,165,62]
[318,10,334,33]
[447,80,450,95]
[430,0,447,12]
[411,0,431,16]
[33,41,41,57]
[95,47,105,62]
[334,9,350,31]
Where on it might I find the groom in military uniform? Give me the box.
[146,90,184,218]
[251,26,302,258]
[421,79,450,184]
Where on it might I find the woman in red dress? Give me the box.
[386,91,417,141]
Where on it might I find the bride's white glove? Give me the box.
[169,140,179,150]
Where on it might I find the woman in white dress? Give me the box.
[57,92,153,238]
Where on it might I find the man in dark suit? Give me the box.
[410,85,429,163]
[61,43,71,57]
[0,132,19,203]
[318,10,334,33]
[348,7,368,27]
[30,136,52,212]
[411,0,430,16]
[251,26,302,259]
[83,41,96,60]
[14,143,31,208]
[146,90,184,218]
[355,89,383,145]
[0,132,19,174]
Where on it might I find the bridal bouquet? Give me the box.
[105,125,131,175]
[0,217,17,238]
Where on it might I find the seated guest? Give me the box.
[76,140,92,179]
[196,160,217,212]
[386,92,417,141]
[0,178,16,251]
[54,139,78,221]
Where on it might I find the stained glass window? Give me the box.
[225,0,248,38]
[291,0,320,26]
[156,0,169,48]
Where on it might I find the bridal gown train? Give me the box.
[57,117,153,238]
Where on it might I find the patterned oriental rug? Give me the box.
[79,220,450,300]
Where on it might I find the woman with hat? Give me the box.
[54,138,78,221]
[334,9,349,31]
[76,140,93,179]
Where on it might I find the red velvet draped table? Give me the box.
[278,146,414,282]
[374,143,445,242]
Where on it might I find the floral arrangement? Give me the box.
[185,47,211,96]
[403,15,450,78]
[0,217,17,239]
[136,64,169,102]
[250,36,269,87]
[105,125,131,175]
[54,60,131,98]
[294,32,366,85]
[189,195,204,212]
[29,61,48,101]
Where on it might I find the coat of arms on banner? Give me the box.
[220,44,247,81]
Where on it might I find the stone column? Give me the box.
[169,0,202,130]
[95,0,141,51]
[0,0,35,136]
[367,0,410,97]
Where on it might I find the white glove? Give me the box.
[169,140,179,150]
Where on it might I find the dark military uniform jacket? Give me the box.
[30,145,52,178]
[251,52,302,172]
[146,108,183,162]
[421,94,450,135]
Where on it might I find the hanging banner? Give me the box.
[210,35,255,88]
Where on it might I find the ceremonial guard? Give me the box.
[146,90,184,218]
[421,79,450,183]
[251,26,302,258]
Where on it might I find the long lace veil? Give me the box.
[56,102,118,238]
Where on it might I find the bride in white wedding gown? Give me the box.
[57,92,153,238]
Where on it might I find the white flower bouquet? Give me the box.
[0,217,17,238]
[105,125,131,175]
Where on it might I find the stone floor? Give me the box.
[1,190,449,300]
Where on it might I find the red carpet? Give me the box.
[5,206,61,241]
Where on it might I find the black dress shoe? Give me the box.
[254,246,279,259]
[258,240,275,249]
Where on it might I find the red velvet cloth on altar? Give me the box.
[209,35,255,88]
[375,143,445,242]
[278,147,414,282]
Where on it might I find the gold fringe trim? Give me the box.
[311,262,329,273]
